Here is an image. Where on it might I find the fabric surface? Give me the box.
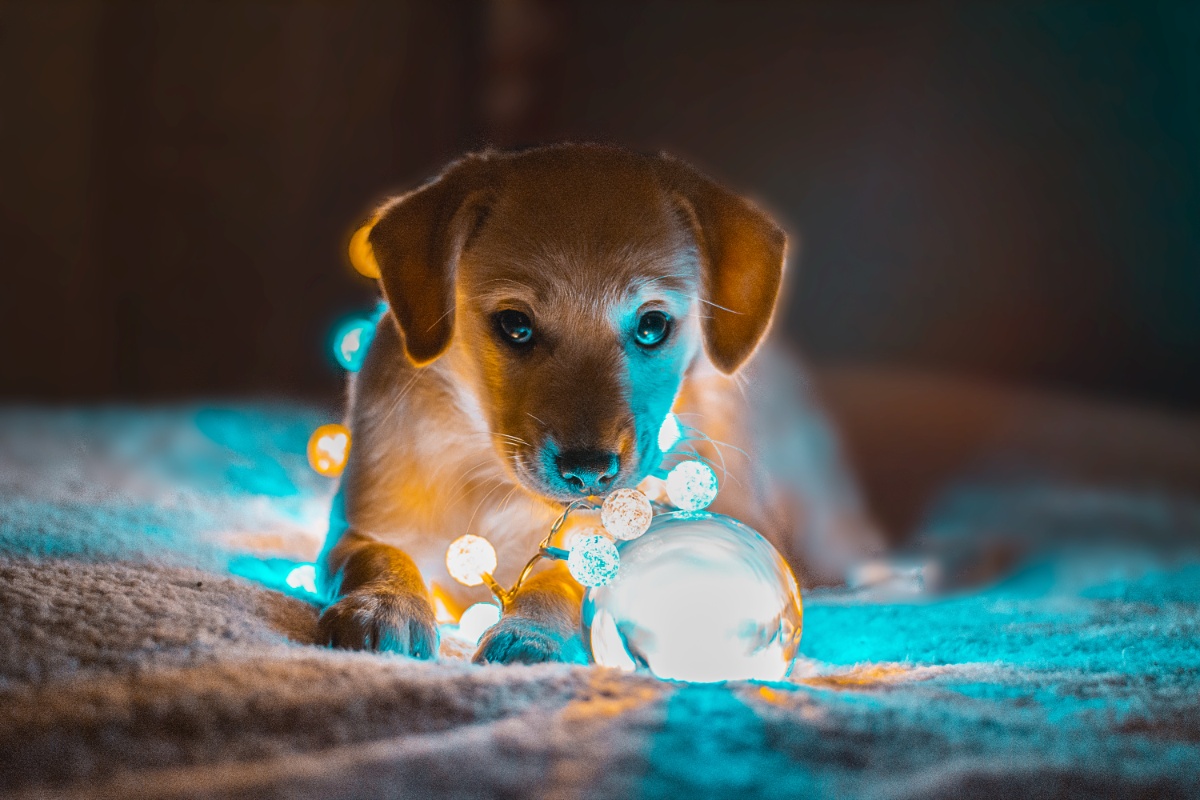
[2,377,1199,799]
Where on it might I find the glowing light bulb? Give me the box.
[601,488,653,540]
[582,512,803,683]
[445,534,497,587]
[307,424,351,477]
[658,412,683,452]
[568,533,620,587]
[637,474,669,504]
[665,460,718,511]
[348,221,380,278]
[285,564,318,594]
[456,602,501,646]
[333,318,375,372]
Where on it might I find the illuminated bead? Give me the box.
[445,534,497,587]
[568,533,620,587]
[582,512,804,683]
[456,602,501,646]
[333,317,375,372]
[285,563,317,594]
[600,488,653,540]
[348,221,380,278]
[637,474,669,504]
[307,424,351,477]
[665,460,718,511]
[658,412,683,452]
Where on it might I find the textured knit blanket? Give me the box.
[2,373,1199,799]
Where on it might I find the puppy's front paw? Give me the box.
[472,617,586,666]
[319,586,438,658]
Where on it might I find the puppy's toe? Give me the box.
[472,617,586,666]
[319,587,439,659]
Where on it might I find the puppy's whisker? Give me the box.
[678,444,743,490]
[420,303,459,334]
[465,478,509,534]
[377,371,424,430]
[525,411,549,429]
[498,484,521,514]
[442,460,500,508]
[691,295,742,315]
[682,425,751,461]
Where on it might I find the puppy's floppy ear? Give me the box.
[366,154,493,365]
[654,154,787,374]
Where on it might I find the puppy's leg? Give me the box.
[318,529,439,658]
[473,561,586,665]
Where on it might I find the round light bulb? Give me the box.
[601,488,653,540]
[285,563,317,595]
[333,318,375,372]
[567,534,620,587]
[665,460,718,511]
[658,412,683,452]
[307,424,351,477]
[348,221,380,278]
[445,534,498,587]
[456,602,501,646]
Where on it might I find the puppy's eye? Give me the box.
[634,310,671,348]
[495,310,534,345]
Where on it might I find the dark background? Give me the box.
[2,0,1197,407]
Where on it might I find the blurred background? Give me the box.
[2,0,1198,408]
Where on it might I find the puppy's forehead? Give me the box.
[462,152,698,304]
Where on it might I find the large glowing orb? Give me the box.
[582,512,803,683]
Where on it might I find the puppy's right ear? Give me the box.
[365,154,493,366]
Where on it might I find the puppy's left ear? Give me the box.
[654,155,787,374]
[366,154,494,366]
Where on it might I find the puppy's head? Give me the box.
[366,145,785,501]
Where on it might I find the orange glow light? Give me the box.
[307,423,351,477]
[348,221,380,278]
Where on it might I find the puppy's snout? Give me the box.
[556,450,619,495]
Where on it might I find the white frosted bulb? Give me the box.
[658,412,683,452]
[285,563,317,595]
[601,488,653,540]
[666,460,718,511]
[445,534,497,587]
[568,534,620,587]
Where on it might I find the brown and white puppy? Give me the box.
[318,144,881,664]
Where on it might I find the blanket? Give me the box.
[2,372,1199,799]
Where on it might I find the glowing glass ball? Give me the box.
[567,533,621,587]
[333,318,375,372]
[307,424,351,477]
[665,460,718,511]
[582,512,803,683]
[446,534,498,587]
[600,488,653,540]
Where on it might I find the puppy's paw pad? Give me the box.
[472,618,585,666]
[319,588,438,658]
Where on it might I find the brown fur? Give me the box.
[319,144,881,663]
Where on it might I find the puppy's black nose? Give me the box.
[556,450,619,495]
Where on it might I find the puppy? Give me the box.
[318,144,881,663]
